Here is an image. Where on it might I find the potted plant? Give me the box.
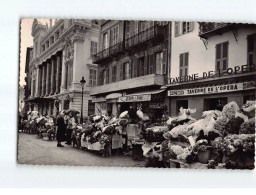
[197,145,211,164]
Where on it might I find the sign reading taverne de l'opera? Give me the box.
[170,64,256,84]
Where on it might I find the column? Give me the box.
[41,64,46,96]
[35,66,41,97]
[45,61,50,96]
[50,57,55,95]
[60,50,66,92]
[56,54,61,94]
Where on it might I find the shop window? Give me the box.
[204,98,227,111]
[216,42,229,72]
[88,100,95,116]
[179,52,189,77]
[112,66,117,82]
[176,100,188,115]
[244,95,255,104]
[247,34,256,66]
[90,41,97,58]
[89,69,97,86]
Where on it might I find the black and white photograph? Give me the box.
[17,18,256,169]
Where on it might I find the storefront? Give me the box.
[118,89,167,121]
[168,79,256,119]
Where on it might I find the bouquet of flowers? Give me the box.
[213,116,228,136]
[163,124,189,139]
[240,118,255,134]
[99,134,111,144]
[222,101,240,119]
[225,116,244,135]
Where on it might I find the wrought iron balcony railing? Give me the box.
[92,41,124,63]
[199,22,235,39]
[125,25,166,49]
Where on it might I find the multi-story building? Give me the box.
[91,20,170,118]
[25,19,99,117]
[167,22,256,119]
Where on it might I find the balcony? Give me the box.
[199,22,237,39]
[92,41,124,64]
[125,25,166,50]
[90,74,164,95]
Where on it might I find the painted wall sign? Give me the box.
[118,94,151,102]
[168,81,256,97]
[92,97,106,103]
[149,102,165,109]
[170,64,256,84]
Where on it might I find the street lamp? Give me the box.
[80,77,86,123]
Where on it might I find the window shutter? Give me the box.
[185,52,189,67]
[106,68,109,84]
[152,53,156,74]
[129,61,132,78]
[179,53,184,67]
[216,44,222,71]
[175,22,180,37]
[144,52,148,75]
[133,57,138,78]
[119,63,123,80]
[162,49,167,74]
[149,54,154,74]
[247,34,256,66]
[99,70,103,85]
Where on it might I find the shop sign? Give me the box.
[92,96,106,103]
[170,64,256,84]
[168,81,256,97]
[118,94,151,102]
[105,93,122,100]
[149,102,165,109]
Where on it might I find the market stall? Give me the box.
[141,100,255,169]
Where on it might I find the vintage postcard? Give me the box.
[18,19,256,169]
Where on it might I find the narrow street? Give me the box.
[17,133,145,167]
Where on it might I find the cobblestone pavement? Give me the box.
[17,133,146,167]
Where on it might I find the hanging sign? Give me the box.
[118,94,151,102]
[168,81,256,97]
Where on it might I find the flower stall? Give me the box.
[140,101,255,169]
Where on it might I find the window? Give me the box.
[139,57,145,76]
[89,69,97,86]
[103,33,108,49]
[112,66,117,82]
[175,22,194,36]
[122,62,131,80]
[112,25,119,45]
[125,21,131,38]
[155,51,163,75]
[244,95,255,104]
[148,54,155,74]
[247,34,256,66]
[106,68,109,84]
[216,42,229,72]
[90,41,97,57]
[176,100,188,115]
[88,100,95,116]
[179,52,189,77]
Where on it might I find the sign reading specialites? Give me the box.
[118,94,151,102]
[168,81,256,97]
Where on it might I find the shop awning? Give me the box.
[118,89,165,102]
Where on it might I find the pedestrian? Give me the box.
[65,111,76,145]
[56,111,66,147]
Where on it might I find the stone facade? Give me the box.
[25,19,99,117]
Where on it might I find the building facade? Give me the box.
[167,22,256,119]
[91,21,170,118]
[25,19,99,117]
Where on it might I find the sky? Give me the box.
[19,19,50,87]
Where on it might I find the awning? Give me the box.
[118,89,165,102]
[106,93,122,100]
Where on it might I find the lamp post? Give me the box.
[80,77,86,124]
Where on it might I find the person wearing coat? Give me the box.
[56,111,66,147]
